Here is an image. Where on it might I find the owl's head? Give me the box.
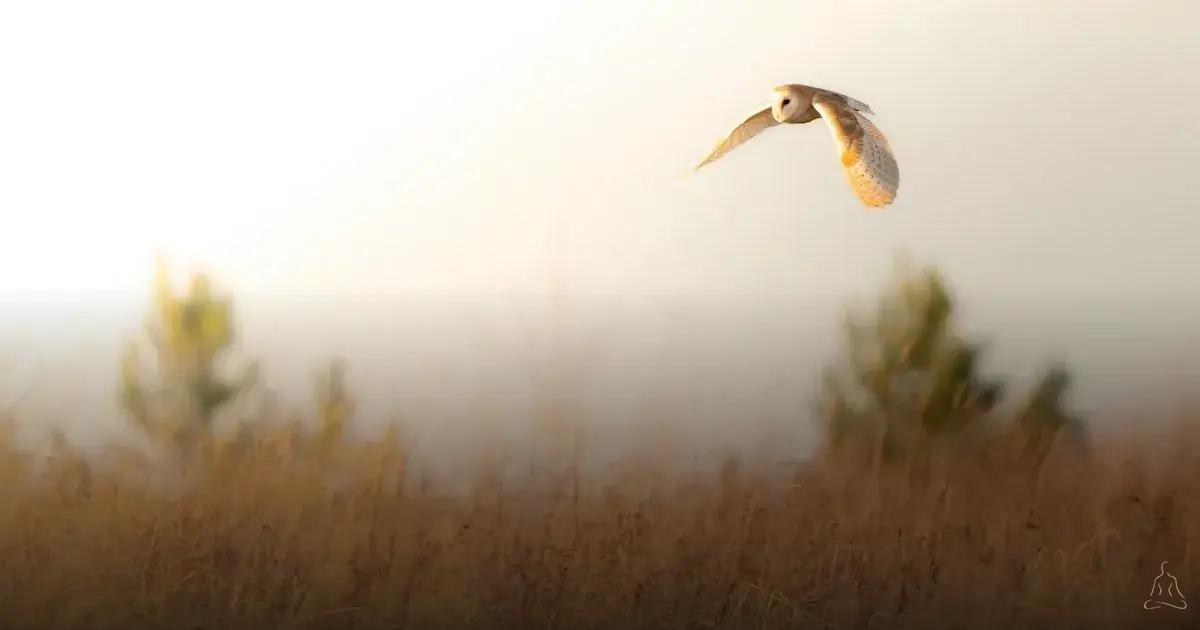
[771,85,809,123]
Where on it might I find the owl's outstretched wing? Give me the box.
[787,83,873,114]
[695,107,778,170]
[812,94,899,208]
[826,91,873,115]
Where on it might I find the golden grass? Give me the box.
[0,417,1196,629]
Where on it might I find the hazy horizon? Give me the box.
[3,288,1198,463]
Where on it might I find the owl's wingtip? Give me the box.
[854,191,897,209]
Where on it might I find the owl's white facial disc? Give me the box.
[771,89,800,123]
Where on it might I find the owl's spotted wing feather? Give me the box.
[695,107,778,170]
[812,95,899,208]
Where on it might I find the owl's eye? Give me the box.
[781,98,791,107]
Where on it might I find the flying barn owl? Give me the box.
[695,84,899,208]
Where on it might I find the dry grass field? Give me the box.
[0,414,1195,630]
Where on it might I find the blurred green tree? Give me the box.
[119,257,258,448]
[315,358,353,448]
[818,258,1005,463]
[1016,363,1088,469]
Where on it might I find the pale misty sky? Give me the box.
[1,0,1198,300]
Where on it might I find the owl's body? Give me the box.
[696,83,899,208]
